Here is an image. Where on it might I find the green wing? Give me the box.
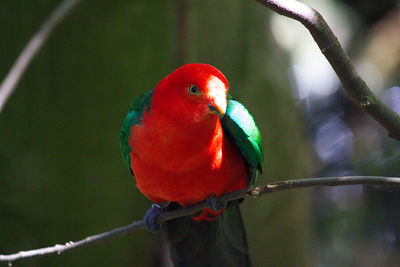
[221,97,263,185]
[120,90,153,172]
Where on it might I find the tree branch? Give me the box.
[1,176,399,264]
[255,0,400,141]
[0,0,83,114]
[0,221,145,263]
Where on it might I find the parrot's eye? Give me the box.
[188,85,200,95]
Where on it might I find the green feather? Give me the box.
[120,90,153,171]
[221,98,264,185]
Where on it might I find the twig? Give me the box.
[0,0,83,114]
[255,0,400,141]
[0,221,145,263]
[1,176,399,264]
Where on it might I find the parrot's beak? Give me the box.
[208,103,225,117]
[208,99,226,117]
[206,75,227,117]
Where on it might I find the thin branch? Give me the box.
[1,176,399,264]
[0,0,83,114]
[255,0,400,141]
[0,221,145,263]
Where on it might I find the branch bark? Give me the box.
[1,176,399,264]
[0,0,83,114]
[255,0,400,141]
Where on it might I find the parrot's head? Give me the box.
[153,63,229,123]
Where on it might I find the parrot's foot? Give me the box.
[207,194,227,212]
[143,204,163,233]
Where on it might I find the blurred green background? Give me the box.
[1,0,399,266]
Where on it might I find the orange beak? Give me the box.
[208,102,225,116]
[206,76,227,116]
[208,97,226,117]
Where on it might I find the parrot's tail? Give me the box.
[163,200,251,267]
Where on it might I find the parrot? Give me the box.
[120,63,263,266]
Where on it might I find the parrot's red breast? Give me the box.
[128,64,248,220]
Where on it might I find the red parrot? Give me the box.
[120,63,263,266]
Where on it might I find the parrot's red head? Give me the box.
[152,63,229,124]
